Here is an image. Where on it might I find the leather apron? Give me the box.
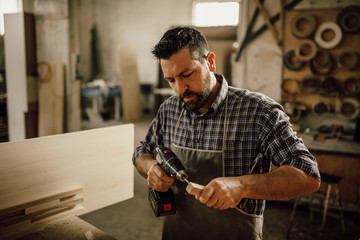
[162,96,263,240]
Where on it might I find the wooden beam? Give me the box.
[255,0,281,46]
[280,0,286,45]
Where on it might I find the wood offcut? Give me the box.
[186,182,205,196]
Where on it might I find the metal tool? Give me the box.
[148,145,189,217]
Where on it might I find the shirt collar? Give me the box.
[209,73,228,113]
[182,73,229,116]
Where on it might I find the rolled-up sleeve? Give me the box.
[259,104,320,181]
[132,107,164,166]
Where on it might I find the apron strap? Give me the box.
[222,94,229,177]
[174,108,185,143]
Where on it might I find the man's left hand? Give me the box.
[196,177,243,210]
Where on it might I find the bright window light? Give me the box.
[193,2,239,27]
[0,0,21,35]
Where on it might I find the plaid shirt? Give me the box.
[133,74,320,215]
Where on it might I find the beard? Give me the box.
[180,71,213,111]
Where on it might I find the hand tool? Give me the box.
[148,145,190,217]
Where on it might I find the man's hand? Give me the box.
[194,166,320,210]
[196,177,243,210]
[147,162,174,192]
[135,153,175,192]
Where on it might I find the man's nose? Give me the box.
[175,79,188,95]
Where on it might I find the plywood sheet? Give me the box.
[0,124,134,215]
[38,62,64,137]
[118,44,141,122]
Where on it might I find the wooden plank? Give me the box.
[31,204,81,222]
[38,62,65,137]
[255,0,281,46]
[25,199,60,215]
[25,194,84,216]
[68,80,81,132]
[0,124,134,236]
[186,182,204,196]
[0,185,83,218]
[1,206,84,240]
[118,44,141,122]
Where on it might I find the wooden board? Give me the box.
[68,78,81,132]
[0,124,134,237]
[118,44,142,122]
[38,62,65,137]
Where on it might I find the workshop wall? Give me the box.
[78,0,193,85]
[233,0,360,102]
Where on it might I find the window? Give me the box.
[0,0,21,35]
[193,1,240,27]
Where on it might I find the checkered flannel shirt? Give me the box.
[133,74,320,215]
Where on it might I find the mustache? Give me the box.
[180,91,198,99]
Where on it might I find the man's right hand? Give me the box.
[147,162,174,192]
[135,153,174,192]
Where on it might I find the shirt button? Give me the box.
[194,138,199,143]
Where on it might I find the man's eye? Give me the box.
[183,72,192,78]
[167,79,175,83]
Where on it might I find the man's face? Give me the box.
[160,48,215,112]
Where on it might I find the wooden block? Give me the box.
[186,182,205,196]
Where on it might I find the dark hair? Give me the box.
[151,26,209,61]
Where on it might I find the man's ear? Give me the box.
[206,52,216,72]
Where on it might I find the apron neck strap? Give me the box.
[222,94,229,176]
[174,107,185,143]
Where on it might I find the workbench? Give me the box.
[299,134,360,207]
